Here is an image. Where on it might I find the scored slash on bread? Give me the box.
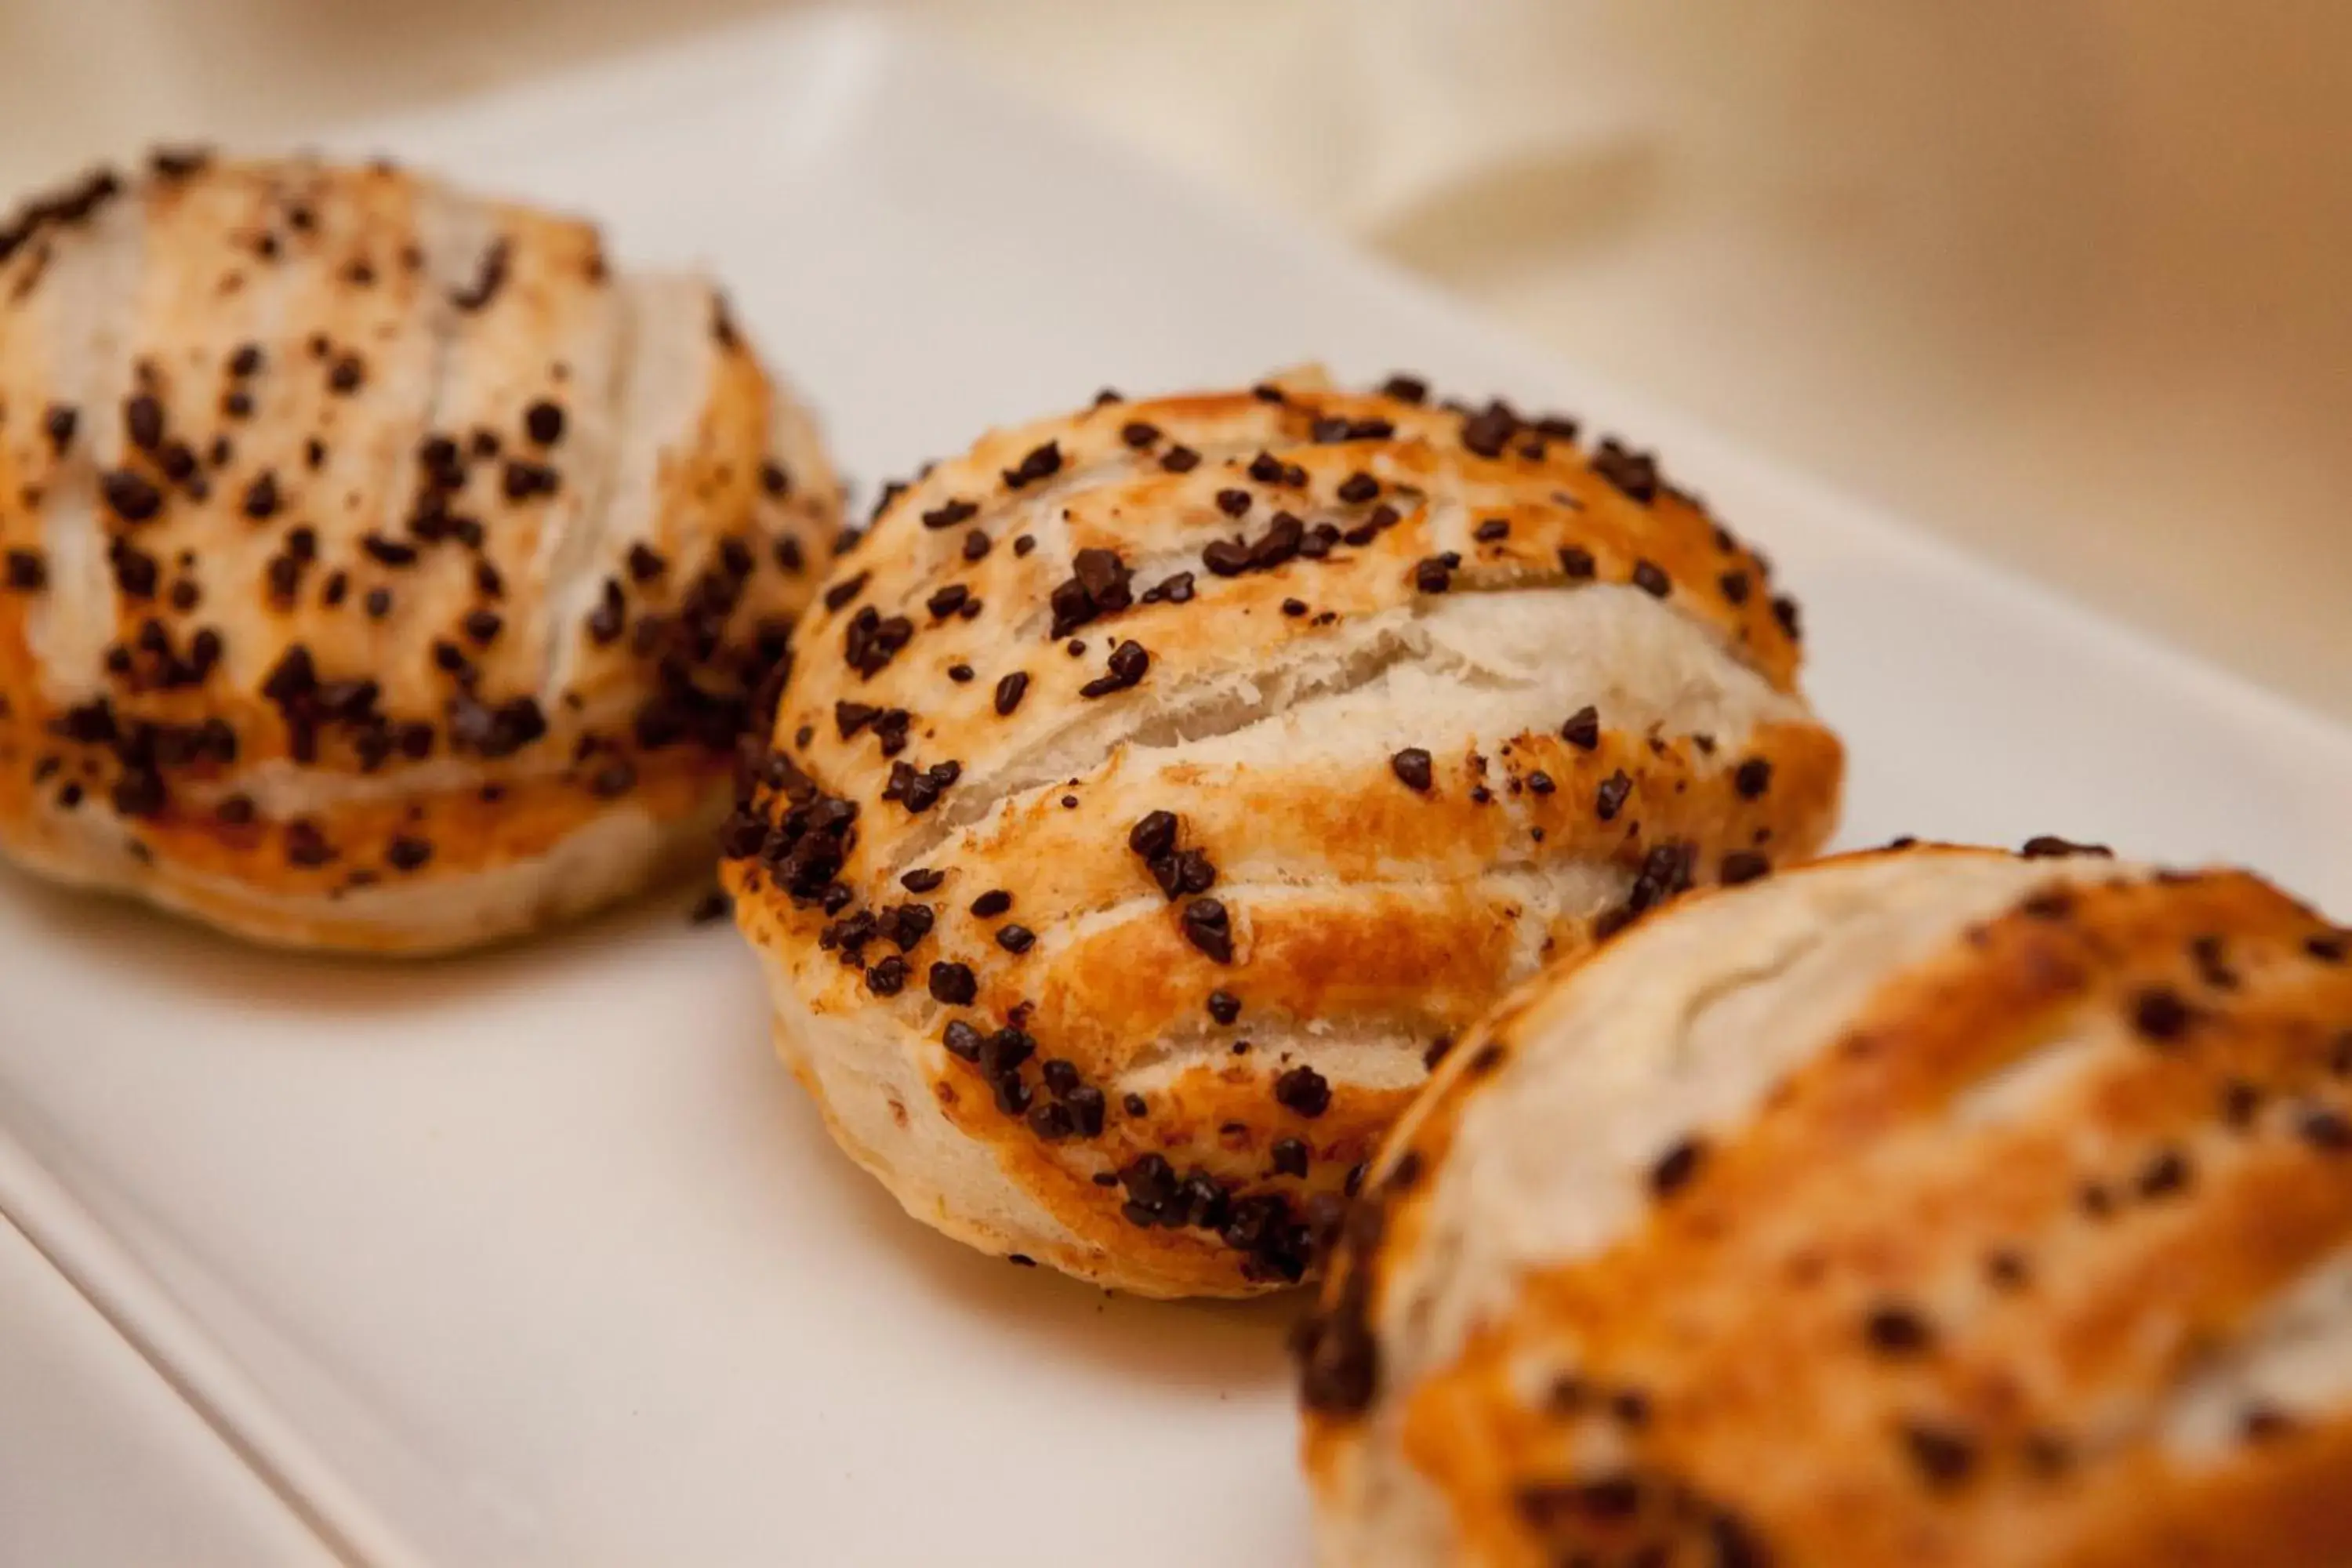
[724,369,1845,1298]
[1299,840,2352,1567]
[0,150,840,953]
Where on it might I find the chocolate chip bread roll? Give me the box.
[0,151,840,953]
[1299,842,2352,1566]
[724,371,1843,1297]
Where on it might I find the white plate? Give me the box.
[0,1210,334,1567]
[3,11,2349,1566]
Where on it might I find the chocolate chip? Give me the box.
[452,238,510,311]
[283,820,335,867]
[996,922,1036,953]
[843,606,915,677]
[1207,990,1241,1025]
[241,470,279,521]
[524,399,564,445]
[1864,1303,1936,1356]
[1595,769,1632,821]
[1142,570,1196,605]
[1274,1065,1331,1117]
[1719,569,1751,604]
[2300,1107,2352,1153]
[1592,439,1658,503]
[1200,539,1252,577]
[928,961,978,1005]
[2136,1146,2193,1198]
[1051,546,1134,637]
[5,550,46,591]
[2020,835,2112,860]
[1733,757,1773,799]
[1390,748,1434,791]
[1002,440,1062,488]
[1560,706,1600,750]
[1900,1423,1977,1489]
[123,393,163,452]
[1130,810,1179,861]
[1459,402,1518,458]
[1270,1138,1308,1178]
[1152,849,1217,901]
[1412,557,1452,593]
[1079,639,1149,699]
[108,539,158,598]
[1772,593,1803,641]
[915,496,976,532]
[2130,987,2191,1044]
[1182,897,1232,962]
[951,889,1006,922]
[583,581,624,644]
[1720,850,1770,885]
[101,470,162,524]
[1631,559,1671,597]
[1650,1136,1706,1196]
[500,459,557,501]
[2242,1406,2296,1444]
[43,404,78,452]
[385,835,433,873]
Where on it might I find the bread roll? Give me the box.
[724,370,1842,1297]
[0,151,839,953]
[1298,842,2352,1566]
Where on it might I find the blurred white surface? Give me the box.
[0,0,2346,718]
[0,1212,331,1566]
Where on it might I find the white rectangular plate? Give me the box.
[3,12,2349,1566]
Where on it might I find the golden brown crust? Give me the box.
[0,151,840,952]
[727,372,1842,1296]
[1300,845,2352,1566]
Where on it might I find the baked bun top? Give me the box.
[1300,843,2352,1567]
[727,370,1841,1295]
[0,151,837,866]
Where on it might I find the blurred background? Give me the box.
[2,0,2346,720]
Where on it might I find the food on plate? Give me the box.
[0,151,839,953]
[724,368,1842,1297]
[1298,840,2352,1566]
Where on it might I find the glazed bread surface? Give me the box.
[1299,843,2352,1566]
[725,370,1843,1297]
[0,151,840,952]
